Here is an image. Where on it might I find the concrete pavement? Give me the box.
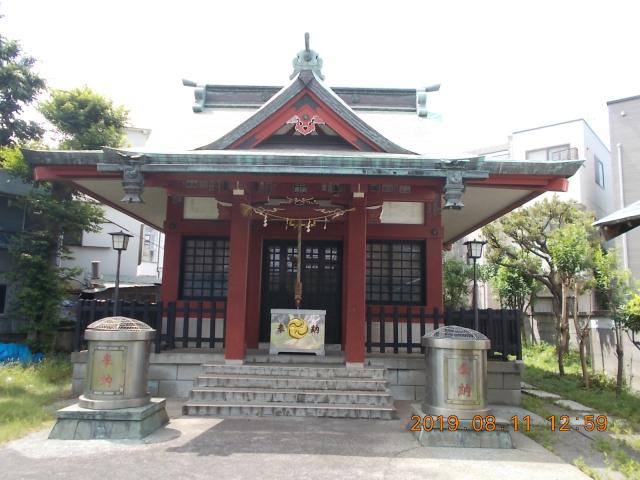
[1,401,590,480]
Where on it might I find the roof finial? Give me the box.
[291,32,324,80]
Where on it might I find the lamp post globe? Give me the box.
[109,231,134,315]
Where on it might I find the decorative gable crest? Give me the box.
[290,33,324,80]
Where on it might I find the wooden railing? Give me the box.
[365,306,522,360]
[73,300,226,353]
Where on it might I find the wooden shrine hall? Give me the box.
[25,35,581,368]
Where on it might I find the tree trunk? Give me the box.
[529,298,537,345]
[572,283,589,389]
[557,284,568,375]
[615,324,624,397]
[561,283,570,354]
[518,301,527,345]
[579,340,590,389]
[557,337,565,376]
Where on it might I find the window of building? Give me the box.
[0,284,6,314]
[180,237,229,299]
[366,241,424,304]
[595,157,605,188]
[526,144,577,161]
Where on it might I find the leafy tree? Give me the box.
[593,247,631,396]
[489,255,542,343]
[483,195,598,375]
[443,254,472,310]
[622,291,640,332]
[39,86,128,149]
[0,85,130,350]
[5,181,104,350]
[548,221,595,377]
[0,30,46,145]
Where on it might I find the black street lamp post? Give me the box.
[109,231,134,316]
[464,239,486,332]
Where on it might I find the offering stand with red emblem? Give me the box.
[270,309,326,355]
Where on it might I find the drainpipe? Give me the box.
[617,143,629,270]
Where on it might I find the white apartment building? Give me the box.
[461,119,613,312]
[475,119,612,219]
[607,95,640,280]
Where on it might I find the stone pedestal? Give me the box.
[410,404,513,449]
[49,398,169,440]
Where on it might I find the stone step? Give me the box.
[201,363,385,379]
[245,353,345,364]
[189,387,394,406]
[195,374,387,391]
[182,401,396,419]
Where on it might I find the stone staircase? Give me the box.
[182,362,396,419]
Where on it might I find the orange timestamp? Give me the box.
[510,414,609,432]
[409,414,609,432]
[410,415,501,432]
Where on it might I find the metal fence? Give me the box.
[365,306,522,360]
[74,300,521,360]
[73,300,226,353]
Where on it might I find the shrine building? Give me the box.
[24,37,581,369]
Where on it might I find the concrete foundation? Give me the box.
[49,398,169,440]
[367,355,523,405]
[71,351,523,406]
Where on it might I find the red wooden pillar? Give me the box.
[344,195,367,366]
[425,200,443,311]
[245,223,262,349]
[225,199,251,362]
[341,229,349,351]
[160,230,181,301]
[161,197,183,302]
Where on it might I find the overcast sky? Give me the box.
[2,0,638,152]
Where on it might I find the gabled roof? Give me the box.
[195,38,414,154]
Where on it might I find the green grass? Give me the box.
[593,438,640,480]
[573,456,602,480]
[523,343,640,425]
[524,425,556,452]
[522,394,553,419]
[0,357,72,443]
[611,449,640,480]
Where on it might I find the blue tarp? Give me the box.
[0,343,44,364]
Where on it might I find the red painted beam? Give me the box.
[145,172,444,189]
[467,174,565,189]
[546,177,569,192]
[34,165,118,181]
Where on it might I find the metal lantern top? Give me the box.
[87,316,153,331]
[422,325,490,350]
[109,230,134,251]
[85,316,154,341]
[463,239,486,260]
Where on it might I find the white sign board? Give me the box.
[183,197,219,220]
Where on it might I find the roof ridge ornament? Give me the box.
[291,32,324,80]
